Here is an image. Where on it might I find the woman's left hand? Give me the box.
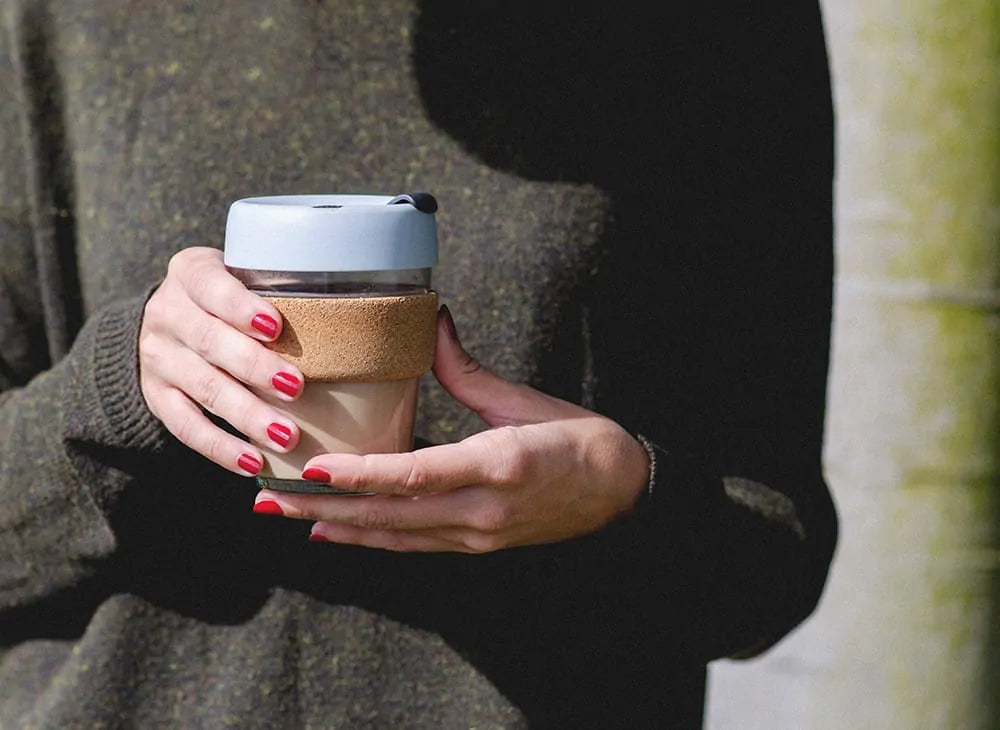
[253,307,651,553]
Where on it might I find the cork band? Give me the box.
[262,292,438,381]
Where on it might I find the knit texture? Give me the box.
[1,2,837,727]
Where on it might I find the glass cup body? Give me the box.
[229,267,433,493]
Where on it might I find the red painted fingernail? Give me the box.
[308,532,328,542]
[267,422,292,447]
[301,466,331,483]
[237,453,262,475]
[272,372,302,397]
[253,500,284,515]
[251,313,278,338]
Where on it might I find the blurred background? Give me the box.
[706,2,1000,727]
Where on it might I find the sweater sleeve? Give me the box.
[572,3,838,666]
[0,6,168,612]
[0,288,170,610]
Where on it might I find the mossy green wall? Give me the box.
[708,2,1000,727]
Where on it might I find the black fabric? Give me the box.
[0,2,836,727]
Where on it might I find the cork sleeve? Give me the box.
[262,292,439,381]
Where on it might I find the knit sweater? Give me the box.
[0,2,837,728]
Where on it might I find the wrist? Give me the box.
[610,426,653,512]
[634,434,657,501]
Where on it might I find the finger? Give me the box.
[172,300,303,402]
[147,383,265,476]
[253,487,488,530]
[301,430,518,496]
[306,522,473,553]
[169,348,300,453]
[263,487,517,552]
[168,246,284,341]
[406,525,515,553]
[433,306,583,426]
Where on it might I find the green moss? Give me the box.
[838,4,1000,725]
[846,1,1000,288]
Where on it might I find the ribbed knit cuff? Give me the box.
[61,291,169,466]
[634,434,658,500]
[89,293,167,453]
[57,293,171,512]
[627,434,723,526]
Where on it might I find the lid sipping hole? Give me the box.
[387,192,438,214]
[313,204,343,208]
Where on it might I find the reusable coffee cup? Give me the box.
[224,193,439,494]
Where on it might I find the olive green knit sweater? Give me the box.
[0,2,836,727]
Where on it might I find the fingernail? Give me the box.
[253,500,284,515]
[308,532,328,542]
[267,422,292,447]
[301,466,331,483]
[251,313,278,338]
[441,305,458,342]
[237,453,262,475]
[272,372,302,397]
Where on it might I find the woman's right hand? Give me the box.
[139,246,302,476]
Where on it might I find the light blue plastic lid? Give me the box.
[223,194,438,272]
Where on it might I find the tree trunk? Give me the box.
[706,2,1000,727]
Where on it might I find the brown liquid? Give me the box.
[256,293,434,482]
[261,378,419,479]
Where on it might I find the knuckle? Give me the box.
[137,330,160,367]
[225,289,247,318]
[482,429,525,486]
[140,383,164,420]
[358,508,396,532]
[463,533,502,554]
[191,372,224,411]
[399,458,430,495]
[343,457,375,493]
[471,501,510,533]
[171,410,202,450]
[342,473,367,494]
[191,323,217,357]
[165,251,187,278]
[167,247,206,279]
[185,263,214,301]
[141,287,186,343]
[240,343,267,383]
[503,458,530,486]
[198,429,227,464]
[142,294,163,324]
[139,325,172,359]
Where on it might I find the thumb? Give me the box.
[432,305,574,427]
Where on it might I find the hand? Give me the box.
[253,306,651,553]
[139,247,303,475]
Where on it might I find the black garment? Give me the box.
[0,2,836,727]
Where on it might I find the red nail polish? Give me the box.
[251,313,278,338]
[267,422,292,447]
[272,372,302,397]
[253,500,284,515]
[302,466,331,483]
[238,453,262,475]
[308,532,328,542]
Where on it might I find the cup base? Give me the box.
[256,476,375,496]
